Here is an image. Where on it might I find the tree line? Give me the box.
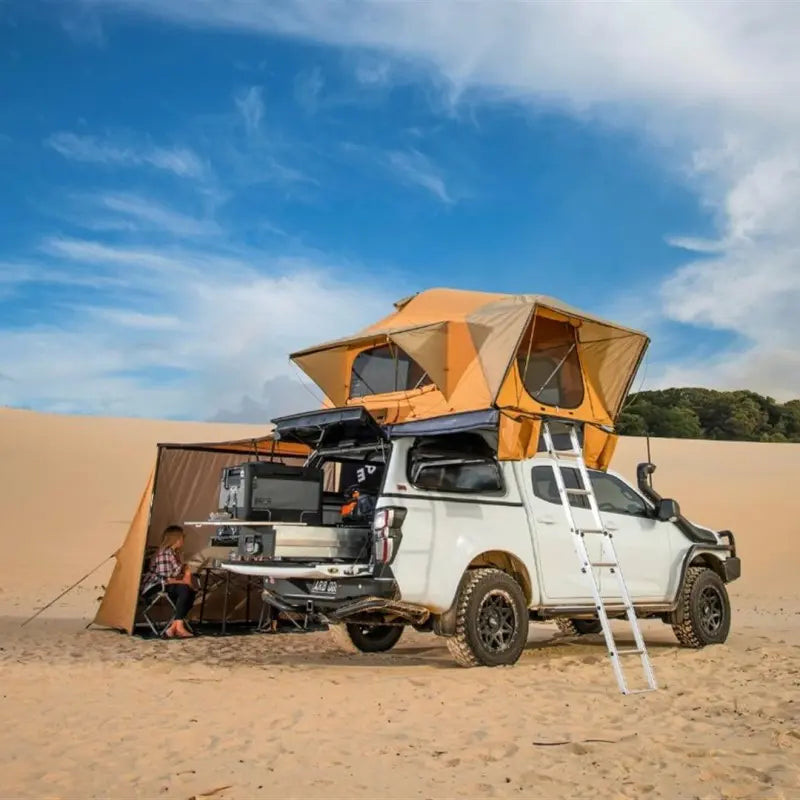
[616,388,800,442]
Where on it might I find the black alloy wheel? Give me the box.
[476,590,518,654]
[670,566,731,647]
[698,585,725,638]
[446,568,529,667]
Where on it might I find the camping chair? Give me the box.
[140,579,178,638]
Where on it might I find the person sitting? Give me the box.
[141,524,197,639]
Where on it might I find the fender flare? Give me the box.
[433,552,533,636]
[671,544,738,623]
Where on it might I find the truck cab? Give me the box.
[221,406,740,667]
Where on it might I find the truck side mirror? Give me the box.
[657,498,680,522]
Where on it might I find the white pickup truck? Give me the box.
[222,406,740,668]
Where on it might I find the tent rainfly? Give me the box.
[92,434,310,634]
[290,288,649,467]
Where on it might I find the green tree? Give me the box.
[615,388,799,442]
[649,406,704,438]
[616,410,649,436]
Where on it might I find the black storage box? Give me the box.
[219,461,323,524]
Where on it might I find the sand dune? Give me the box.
[612,435,800,599]
[1,407,799,799]
[0,408,266,618]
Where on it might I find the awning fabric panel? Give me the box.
[92,435,310,633]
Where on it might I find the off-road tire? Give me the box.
[446,568,529,668]
[328,623,404,654]
[670,566,731,647]
[345,623,404,653]
[555,617,603,636]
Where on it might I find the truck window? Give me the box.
[530,465,589,509]
[531,465,650,517]
[408,433,504,495]
[411,458,504,494]
[588,472,649,517]
[349,344,432,398]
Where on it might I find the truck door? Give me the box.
[585,470,674,602]
[524,461,603,604]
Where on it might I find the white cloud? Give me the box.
[97,193,220,237]
[353,58,391,87]
[663,236,728,255]
[235,85,265,136]
[210,374,324,423]
[342,142,455,205]
[294,67,324,113]
[0,236,405,419]
[386,149,454,205]
[78,0,800,399]
[40,236,187,275]
[83,308,182,331]
[45,131,206,178]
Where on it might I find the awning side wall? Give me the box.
[92,464,156,633]
[93,439,308,634]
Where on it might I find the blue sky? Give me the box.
[1,1,799,421]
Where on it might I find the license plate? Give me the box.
[310,580,337,595]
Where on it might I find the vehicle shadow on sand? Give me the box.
[0,617,682,672]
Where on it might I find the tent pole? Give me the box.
[21,553,115,628]
[517,314,537,406]
[391,339,399,393]
[535,342,575,396]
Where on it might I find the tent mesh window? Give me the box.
[349,344,432,399]
[516,317,584,408]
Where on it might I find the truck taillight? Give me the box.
[372,506,406,565]
[375,535,393,564]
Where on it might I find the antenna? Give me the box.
[645,430,653,488]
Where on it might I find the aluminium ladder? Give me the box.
[540,419,657,695]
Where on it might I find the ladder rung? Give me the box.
[541,420,657,695]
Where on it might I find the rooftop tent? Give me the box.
[91,434,310,634]
[289,288,649,459]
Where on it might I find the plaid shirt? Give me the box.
[141,546,183,595]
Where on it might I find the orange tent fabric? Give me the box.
[290,288,648,463]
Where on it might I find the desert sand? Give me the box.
[1,406,799,799]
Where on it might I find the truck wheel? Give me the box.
[447,568,528,668]
[345,624,404,653]
[328,623,404,654]
[555,618,602,636]
[670,566,731,647]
